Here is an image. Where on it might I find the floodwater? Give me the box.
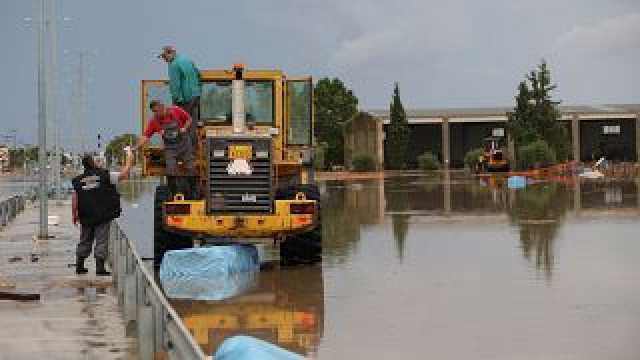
[115,173,640,359]
[0,177,35,202]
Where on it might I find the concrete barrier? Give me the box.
[108,222,210,360]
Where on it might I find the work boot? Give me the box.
[95,258,111,276]
[76,257,88,275]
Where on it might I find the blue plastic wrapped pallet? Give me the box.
[215,336,304,360]
[159,245,259,301]
[507,176,527,189]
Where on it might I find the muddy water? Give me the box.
[116,173,640,359]
[0,178,35,201]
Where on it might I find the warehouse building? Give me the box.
[370,104,640,168]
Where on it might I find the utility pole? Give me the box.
[47,0,61,204]
[71,51,88,170]
[37,0,48,239]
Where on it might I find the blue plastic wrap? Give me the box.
[159,245,259,301]
[507,176,527,189]
[214,336,304,360]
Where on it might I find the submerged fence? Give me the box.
[0,195,26,228]
[109,222,209,360]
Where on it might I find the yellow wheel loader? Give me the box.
[478,136,510,172]
[141,65,321,265]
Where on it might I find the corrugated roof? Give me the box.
[368,104,640,119]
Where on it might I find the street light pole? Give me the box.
[37,0,48,239]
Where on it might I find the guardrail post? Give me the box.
[0,202,6,227]
[154,302,167,355]
[109,224,115,281]
[137,273,154,360]
[7,198,14,222]
[167,320,200,360]
[124,266,138,330]
[117,231,127,304]
[111,225,120,287]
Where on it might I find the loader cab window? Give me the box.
[244,81,274,125]
[287,79,312,145]
[200,80,274,125]
[200,81,232,123]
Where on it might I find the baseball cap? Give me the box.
[157,45,176,59]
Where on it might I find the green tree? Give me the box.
[386,83,410,169]
[25,146,39,162]
[8,149,25,168]
[508,60,569,165]
[105,133,138,166]
[314,78,358,168]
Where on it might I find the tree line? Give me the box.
[311,59,570,171]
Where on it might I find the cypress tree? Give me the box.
[386,83,410,169]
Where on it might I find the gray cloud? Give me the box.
[549,11,640,104]
[1,0,638,146]
[553,12,640,57]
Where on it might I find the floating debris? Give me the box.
[0,291,40,301]
[507,176,527,189]
[0,276,15,289]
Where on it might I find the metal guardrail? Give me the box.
[0,195,26,228]
[109,222,210,360]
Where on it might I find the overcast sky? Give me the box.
[1,0,639,147]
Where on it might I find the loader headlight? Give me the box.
[255,150,269,159]
[213,149,225,158]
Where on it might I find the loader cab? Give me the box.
[140,66,314,182]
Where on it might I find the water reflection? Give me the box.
[171,264,324,356]
[321,174,640,277]
[117,178,158,202]
[385,182,411,261]
[507,183,572,277]
[117,179,159,259]
[581,180,639,209]
[321,181,385,263]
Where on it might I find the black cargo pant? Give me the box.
[164,134,196,199]
[176,96,200,146]
[77,221,110,260]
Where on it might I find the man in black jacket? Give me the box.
[72,148,133,275]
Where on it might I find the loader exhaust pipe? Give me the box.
[232,64,246,134]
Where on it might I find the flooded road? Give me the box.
[0,177,35,201]
[115,173,640,359]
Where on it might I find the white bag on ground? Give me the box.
[159,245,259,300]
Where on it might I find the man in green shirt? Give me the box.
[158,46,201,145]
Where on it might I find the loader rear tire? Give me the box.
[154,185,191,265]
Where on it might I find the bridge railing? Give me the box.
[108,222,210,360]
[0,195,26,228]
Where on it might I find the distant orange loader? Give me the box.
[477,136,510,172]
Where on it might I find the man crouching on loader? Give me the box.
[136,99,195,197]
